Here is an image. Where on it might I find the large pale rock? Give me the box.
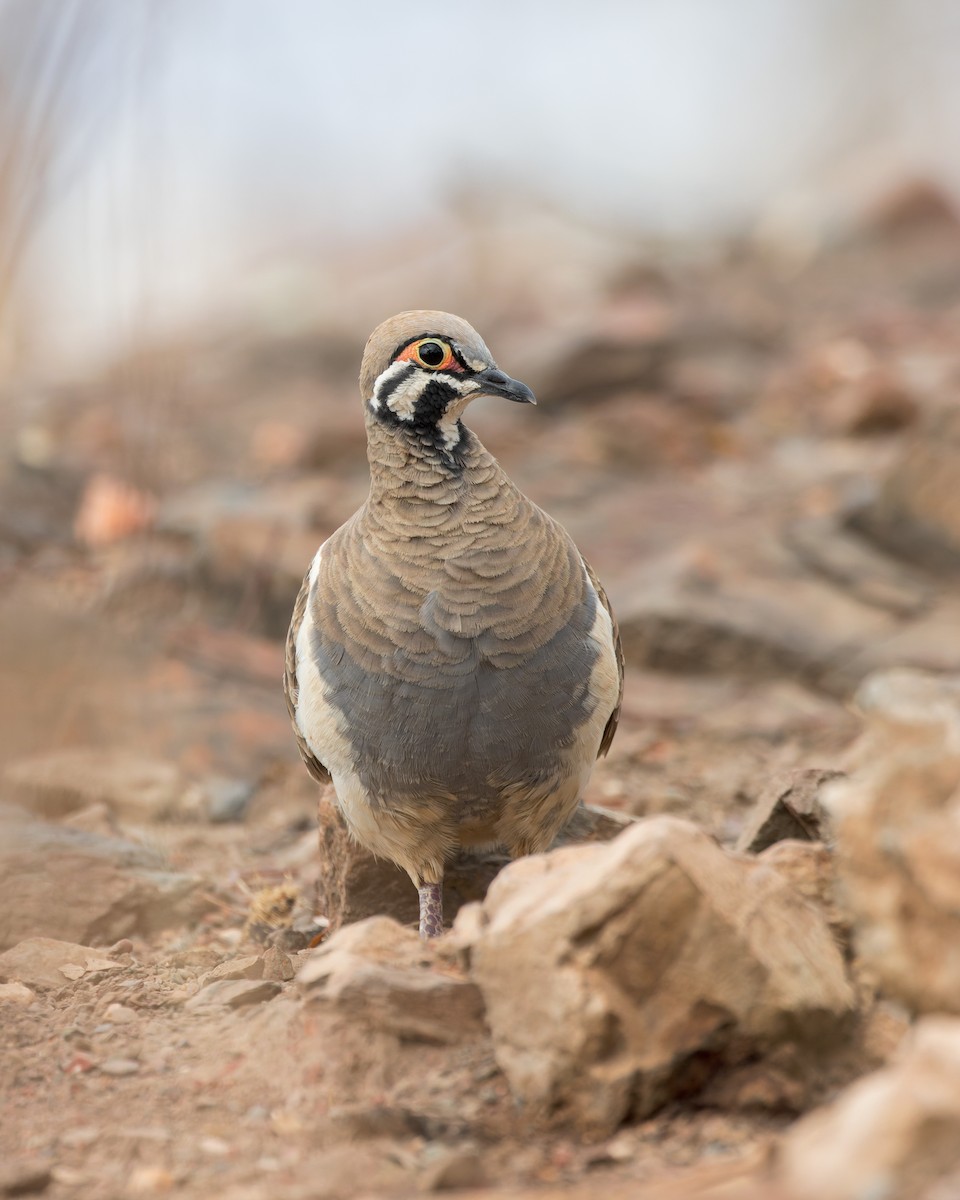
[0,937,120,989]
[459,817,854,1132]
[779,1018,960,1200]
[3,748,205,822]
[0,810,205,951]
[298,916,485,1045]
[825,669,960,1012]
[315,787,634,932]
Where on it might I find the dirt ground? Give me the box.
[3,185,960,1199]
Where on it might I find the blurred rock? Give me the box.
[73,473,156,548]
[784,516,930,617]
[829,370,919,437]
[185,979,281,1010]
[825,668,960,1013]
[530,332,666,407]
[197,954,264,987]
[736,768,842,853]
[3,748,206,823]
[757,841,848,943]
[615,551,894,694]
[459,817,854,1132]
[419,1143,488,1192]
[0,981,36,1006]
[315,789,634,932]
[853,408,960,571]
[778,1018,960,1200]
[156,477,365,636]
[0,1161,52,1197]
[865,179,960,236]
[204,776,255,823]
[298,916,485,1045]
[0,811,205,951]
[0,937,120,990]
[261,945,294,981]
[805,339,920,438]
[837,595,960,683]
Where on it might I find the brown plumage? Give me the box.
[285,311,623,937]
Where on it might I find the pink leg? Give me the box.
[418,882,444,939]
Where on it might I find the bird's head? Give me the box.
[360,310,535,457]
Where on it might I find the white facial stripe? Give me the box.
[385,373,428,420]
[370,360,432,421]
[465,355,489,372]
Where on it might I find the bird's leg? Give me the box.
[418,880,444,939]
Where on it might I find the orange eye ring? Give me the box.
[397,338,459,372]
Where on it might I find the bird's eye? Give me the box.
[415,340,448,368]
[395,337,459,371]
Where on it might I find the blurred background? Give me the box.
[4,0,960,858]
[6,0,960,374]
[3,0,960,835]
[4,0,960,1190]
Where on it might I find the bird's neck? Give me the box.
[364,414,496,504]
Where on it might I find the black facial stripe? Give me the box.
[411,378,458,428]
[375,361,417,403]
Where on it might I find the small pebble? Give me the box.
[126,1165,174,1195]
[109,939,134,956]
[0,981,35,1006]
[199,1136,230,1157]
[104,1003,137,1024]
[59,1126,99,1149]
[99,1057,140,1076]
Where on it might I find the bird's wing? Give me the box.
[583,556,623,759]
[284,563,332,785]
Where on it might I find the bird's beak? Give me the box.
[474,367,537,405]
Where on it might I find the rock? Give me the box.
[204,776,255,823]
[0,813,205,951]
[316,787,635,933]
[0,981,35,1006]
[3,748,205,822]
[73,473,156,547]
[613,549,895,695]
[184,979,281,1010]
[197,954,264,987]
[824,668,960,1012]
[157,479,338,637]
[419,1143,488,1192]
[298,917,485,1045]
[736,768,842,853]
[0,1161,52,1196]
[325,1103,425,1141]
[853,408,960,571]
[103,1002,137,1024]
[458,817,854,1132]
[784,516,929,617]
[125,1166,175,1195]
[261,945,294,981]
[757,841,848,943]
[829,370,919,437]
[98,1057,140,1076]
[0,938,120,990]
[778,1018,960,1200]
